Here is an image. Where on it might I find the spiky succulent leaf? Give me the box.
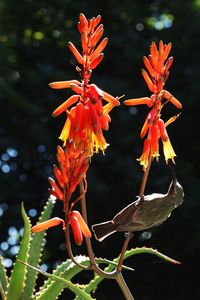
[35,255,132,300]
[84,247,180,294]
[0,255,8,291]
[19,260,93,300]
[22,196,56,300]
[0,255,8,299]
[6,203,31,300]
[35,256,89,300]
[123,247,180,264]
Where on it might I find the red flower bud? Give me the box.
[70,215,83,246]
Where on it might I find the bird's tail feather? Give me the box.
[92,221,117,242]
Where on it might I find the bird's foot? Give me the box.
[124,232,133,239]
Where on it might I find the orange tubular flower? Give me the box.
[31,217,65,233]
[50,13,120,155]
[48,142,89,204]
[124,41,182,170]
[31,211,91,247]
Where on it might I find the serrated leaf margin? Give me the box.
[22,196,56,300]
[6,203,31,300]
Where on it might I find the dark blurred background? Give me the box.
[0,0,200,299]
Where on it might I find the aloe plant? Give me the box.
[0,198,179,300]
[0,13,184,300]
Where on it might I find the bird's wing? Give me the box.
[144,193,164,201]
[113,198,143,226]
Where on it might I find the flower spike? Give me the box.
[49,14,119,155]
[124,41,182,170]
[49,142,90,203]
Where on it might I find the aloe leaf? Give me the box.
[0,255,8,295]
[95,257,134,272]
[123,247,181,265]
[37,255,87,294]
[35,254,132,300]
[22,196,56,300]
[35,256,91,300]
[19,260,93,300]
[6,203,31,300]
[84,246,180,294]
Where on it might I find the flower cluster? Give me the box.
[32,142,91,245]
[32,14,120,246]
[48,142,89,205]
[50,13,120,155]
[124,41,182,170]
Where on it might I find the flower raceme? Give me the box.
[48,142,89,205]
[31,211,91,246]
[32,142,91,246]
[50,13,120,155]
[124,41,182,170]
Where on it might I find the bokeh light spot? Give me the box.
[28,208,37,217]
[40,263,48,272]
[1,164,10,173]
[7,147,18,157]
[1,242,9,251]
[38,144,46,153]
[3,258,12,268]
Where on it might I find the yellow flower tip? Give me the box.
[165,113,181,128]
[137,155,149,170]
[137,157,148,171]
[59,117,71,145]
[137,138,151,170]
[114,94,125,106]
[166,157,176,165]
[102,90,120,106]
[163,139,176,164]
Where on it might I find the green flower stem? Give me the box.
[79,181,118,277]
[115,157,152,274]
[115,273,134,300]
[65,220,90,270]
[117,232,133,272]
[79,180,135,299]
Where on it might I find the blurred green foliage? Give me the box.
[0,0,200,299]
